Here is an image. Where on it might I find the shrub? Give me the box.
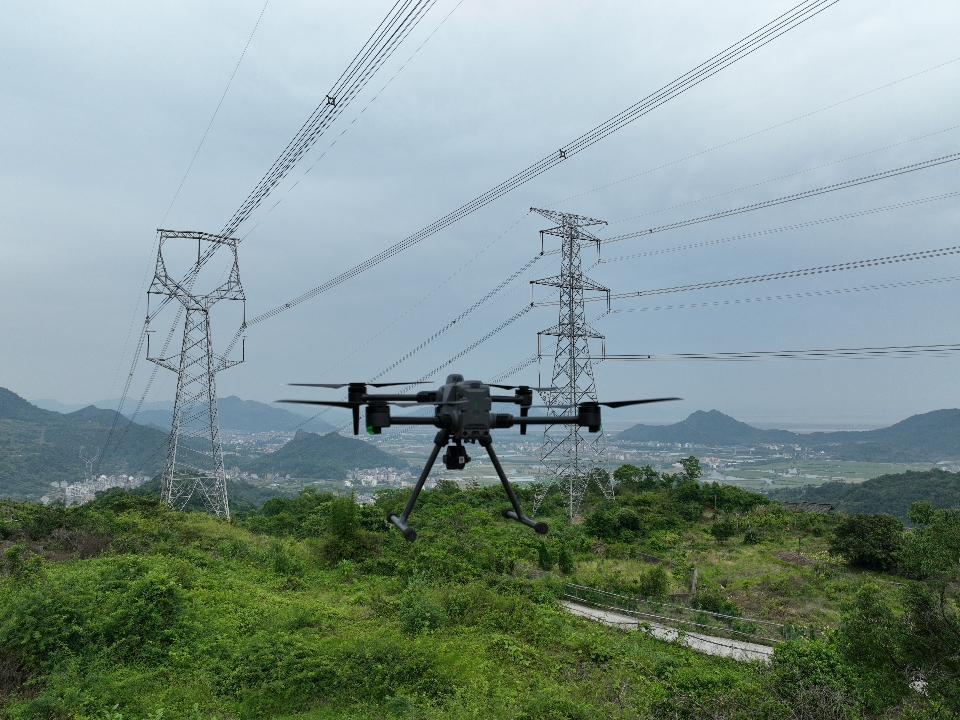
[535,540,553,571]
[770,639,859,716]
[710,517,737,543]
[742,525,763,544]
[636,565,669,598]
[268,539,307,578]
[398,589,448,634]
[557,545,574,575]
[830,513,903,571]
[104,567,187,659]
[692,587,740,617]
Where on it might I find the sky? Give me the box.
[2,0,959,428]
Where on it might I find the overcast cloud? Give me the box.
[2,0,959,427]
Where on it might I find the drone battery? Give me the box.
[460,381,493,439]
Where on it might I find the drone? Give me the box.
[280,373,678,541]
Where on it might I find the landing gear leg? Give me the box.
[388,430,449,541]
[480,437,548,534]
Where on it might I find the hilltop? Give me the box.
[620,408,960,461]
[0,462,956,718]
[619,409,795,446]
[0,387,169,500]
[242,429,402,479]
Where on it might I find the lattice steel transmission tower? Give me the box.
[146,230,245,519]
[530,208,613,518]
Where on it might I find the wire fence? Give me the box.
[562,583,810,646]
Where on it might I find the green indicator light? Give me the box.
[367,425,375,435]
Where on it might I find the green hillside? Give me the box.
[1,460,957,718]
[772,468,960,519]
[243,429,403,479]
[0,388,169,501]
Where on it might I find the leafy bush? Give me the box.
[770,639,859,715]
[636,565,669,597]
[692,587,740,617]
[710,517,737,543]
[397,588,448,634]
[535,540,553,571]
[742,525,763,544]
[830,513,904,571]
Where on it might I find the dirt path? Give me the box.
[561,600,774,664]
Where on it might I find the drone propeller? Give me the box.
[277,399,357,408]
[527,397,681,410]
[598,397,681,408]
[289,381,433,389]
[489,383,559,392]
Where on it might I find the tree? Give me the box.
[613,464,659,492]
[899,506,960,618]
[829,513,903,571]
[680,456,702,482]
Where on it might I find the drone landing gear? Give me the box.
[387,431,548,541]
[388,430,449,541]
[479,437,548,535]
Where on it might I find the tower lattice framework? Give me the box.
[147,230,245,519]
[530,208,613,518]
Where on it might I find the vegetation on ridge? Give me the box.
[0,458,957,719]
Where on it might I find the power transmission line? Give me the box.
[97,2,271,475]
[606,122,960,228]
[232,0,839,341]
[547,54,960,208]
[600,343,960,362]
[100,1,440,471]
[603,275,960,315]
[597,151,960,247]
[535,244,960,306]
[234,0,467,246]
[147,0,440,327]
[600,190,960,262]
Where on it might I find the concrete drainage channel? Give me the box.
[561,600,774,663]
[560,584,802,664]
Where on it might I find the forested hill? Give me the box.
[243,430,402,478]
[619,408,960,461]
[771,468,960,519]
[618,410,795,445]
[0,387,168,500]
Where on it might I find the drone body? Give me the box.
[281,373,677,541]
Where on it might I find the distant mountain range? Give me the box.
[619,409,960,462]
[133,396,334,434]
[0,387,170,500]
[243,430,402,479]
[1,388,401,500]
[32,395,334,434]
[772,469,960,519]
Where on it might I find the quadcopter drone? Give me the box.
[281,373,678,541]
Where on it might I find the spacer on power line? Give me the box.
[326,95,337,107]
[558,148,567,160]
